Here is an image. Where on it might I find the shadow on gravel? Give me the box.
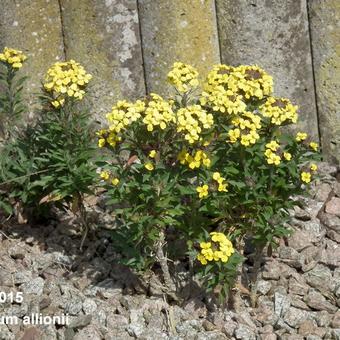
[0,211,212,307]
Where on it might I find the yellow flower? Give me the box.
[202,158,211,167]
[266,140,280,152]
[228,128,241,143]
[218,183,228,192]
[196,185,209,199]
[145,162,154,171]
[211,232,227,243]
[51,100,60,108]
[310,164,318,172]
[296,132,308,142]
[201,248,214,261]
[111,178,119,186]
[98,138,106,148]
[212,173,228,192]
[283,152,292,161]
[265,149,281,165]
[100,171,110,181]
[149,150,157,158]
[301,172,311,183]
[213,172,222,181]
[309,142,318,152]
[197,253,207,265]
[0,47,27,69]
[200,242,211,249]
[180,150,210,170]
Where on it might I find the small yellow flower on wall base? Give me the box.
[310,164,318,172]
[145,162,154,171]
[196,185,209,198]
[100,171,110,181]
[309,142,318,152]
[301,172,312,183]
[296,132,308,142]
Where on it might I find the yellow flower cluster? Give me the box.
[0,47,27,69]
[228,111,261,146]
[200,64,272,115]
[261,97,298,125]
[178,149,211,169]
[176,105,214,144]
[97,129,122,148]
[167,62,199,93]
[200,86,247,115]
[295,133,318,151]
[143,93,174,132]
[197,232,235,265]
[296,132,307,142]
[264,140,281,165]
[196,184,209,199]
[301,163,318,183]
[204,64,233,87]
[99,171,119,186]
[230,65,273,100]
[98,100,145,148]
[106,100,145,133]
[212,172,228,192]
[44,60,92,107]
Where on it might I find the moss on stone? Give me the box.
[0,0,64,117]
[138,0,220,95]
[309,0,340,163]
[60,0,145,120]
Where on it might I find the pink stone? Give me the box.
[325,197,340,216]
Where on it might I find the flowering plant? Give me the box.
[0,55,96,234]
[99,61,319,300]
[0,47,27,141]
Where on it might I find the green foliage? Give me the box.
[0,100,97,220]
[0,59,27,141]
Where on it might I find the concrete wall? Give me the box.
[0,0,339,162]
[308,0,340,163]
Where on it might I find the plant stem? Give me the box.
[78,194,89,251]
[156,228,176,293]
[250,245,264,307]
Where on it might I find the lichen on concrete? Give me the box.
[0,0,64,118]
[60,0,145,121]
[215,0,319,140]
[308,0,340,163]
[138,0,221,96]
